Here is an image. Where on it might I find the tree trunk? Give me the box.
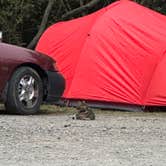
[80,0,87,16]
[61,0,101,20]
[27,0,55,49]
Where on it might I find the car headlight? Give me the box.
[53,61,59,71]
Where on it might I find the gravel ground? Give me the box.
[0,106,166,166]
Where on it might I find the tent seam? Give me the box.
[142,51,166,105]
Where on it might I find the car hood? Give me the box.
[0,42,54,62]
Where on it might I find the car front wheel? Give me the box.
[5,67,43,115]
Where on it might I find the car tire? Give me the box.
[5,67,43,115]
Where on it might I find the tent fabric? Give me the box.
[36,0,166,106]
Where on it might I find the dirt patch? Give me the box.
[0,105,166,166]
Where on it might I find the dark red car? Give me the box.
[0,43,65,114]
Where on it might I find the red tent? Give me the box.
[36,0,166,109]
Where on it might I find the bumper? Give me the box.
[45,71,65,102]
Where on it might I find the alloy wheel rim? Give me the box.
[18,75,39,108]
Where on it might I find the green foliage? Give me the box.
[0,0,33,45]
[0,0,166,47]
[0,0,48,45]
[135,0,166,14]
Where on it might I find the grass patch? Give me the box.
[40,104,77,114]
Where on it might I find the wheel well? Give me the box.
[15,63,48,100]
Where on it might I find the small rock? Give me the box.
[64,124,71,128]
[121,127,127,129]
[44,145,52,149]
[102,128,108,132]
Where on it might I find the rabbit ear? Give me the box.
[77,101,82,106]
[82,101,87,105]
[77,101,80,104]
